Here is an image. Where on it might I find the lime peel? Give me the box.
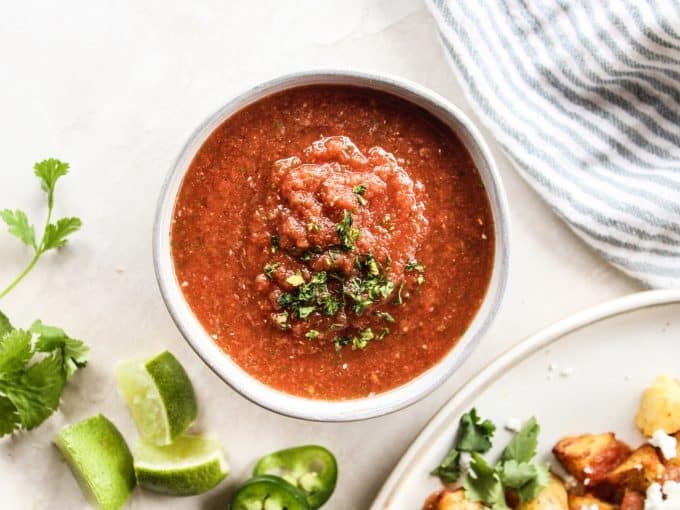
[116,350,197,446]
[133,434,229,496]
[54,414,135,510]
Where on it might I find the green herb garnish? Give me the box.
[335,211,360,251]
[271,234,280,253]
[375,311,395,323]
[432,410,549,510]
[353,184,368,206]
[431,408,495,482]
[264,262,281,279]
[0,159,82,299]
[405,260,425,273]
[377,327,390,340]
[395,282,405,305]
[305,329,319,340]
[333,336,351,352]
[352,328,374,350]
[0,159,88,437]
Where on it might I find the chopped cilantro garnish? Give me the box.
[377,327,390,340]
[271,234,280,253]
[405,260,425,273]
[286,273,305,287]
[272,311,289,330]
[264,262,281,279]
[307,222,321,232]
[375,311,395,323]
[335,211,360,251]
[352,328,374,350]
[305,329,319,340]
[321,295,339,316]
[334,336,351,352]
[395,282,405,305]
[297,305,315,320]
[353,184,368,206]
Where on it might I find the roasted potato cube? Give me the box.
[519,474,568,510]
[600,445,665,495]
[568,494,616,510]
[619,490,645,510]
[553,433,631,482]
[423,489,483,510]
[636,374,680,437]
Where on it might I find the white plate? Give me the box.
[371,289,680,509]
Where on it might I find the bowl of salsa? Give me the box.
[153,70,510,421]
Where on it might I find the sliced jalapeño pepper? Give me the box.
[253,445,338,509]
[230,475,310,510]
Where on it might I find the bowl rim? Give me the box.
[152,69,511,422]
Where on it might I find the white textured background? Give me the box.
[0,1,639,508]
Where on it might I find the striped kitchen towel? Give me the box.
[427,0,680,288]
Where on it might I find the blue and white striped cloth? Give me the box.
[427,0,680,288]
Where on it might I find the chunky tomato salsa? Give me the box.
[171,85,494,399]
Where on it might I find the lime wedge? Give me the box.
[54,414,135,510]
[116,350,197,446]
[134,434,229,496]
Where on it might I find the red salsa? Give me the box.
[171,85,494,399]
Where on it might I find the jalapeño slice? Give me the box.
[230,475,309,510]
[253,445,337,509]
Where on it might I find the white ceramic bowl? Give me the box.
[153,70,510,422]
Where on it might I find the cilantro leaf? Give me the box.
[31,320,89,379]
[0,396,19,436]
[464,453,510,510]
[0,310,13,337]
[0,329,32,375]
[0,209,36,249]
[457,408,496,452]
[430,448,461,483]
[1,352,65,430]
[516,463,550,504]
[1,158,81,300]
[33,159,69,207]
[501,417,540,463]
[42,217,82,251]
[498,460,538,489]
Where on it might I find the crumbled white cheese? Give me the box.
[584,465,593,474]
[342,363,348,370]
[649,429,677,460]
[644,481,680,510]
[505,417,522,432]
[460,451,472,472]
[584,477,591,486]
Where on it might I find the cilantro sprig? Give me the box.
[0,159,88,436]
[432,410,549,509]
[431,408,496,482]
[0,159,82,299]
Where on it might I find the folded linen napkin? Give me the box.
[426,0,680,288]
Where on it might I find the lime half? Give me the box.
[54,414,135,510]
[116,350,197,445]
[134,434,229,496]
